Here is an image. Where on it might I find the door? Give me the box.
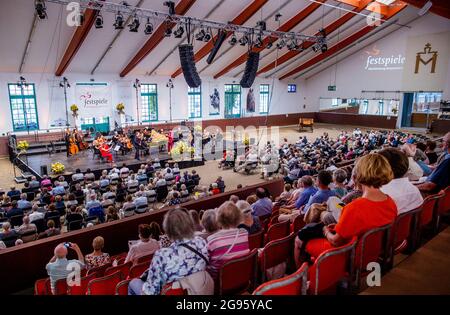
[401,93,414,128]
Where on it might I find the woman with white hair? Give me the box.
[401,143,424,181]
[236,200,261,235]
[128,208,209,295]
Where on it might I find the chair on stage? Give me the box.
[298,118,314,132]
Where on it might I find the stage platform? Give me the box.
[21,149,205,180]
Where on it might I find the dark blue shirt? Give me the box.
[303,189,336,215]
[427,153,450,191]
[294,186,318,209]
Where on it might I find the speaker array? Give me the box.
[240,51,259,88]
[179,44,201,88]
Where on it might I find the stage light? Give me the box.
[321,43,328,53]
[144,18,153,35]
[239,34,249,46]
[114,12,125,29]
[165,25,172,37]
[203,28,212,42]
[164,1,176,15]
[174,25,184,38]
[195,29,206,41]
[276,38,286,49]
[128,14,140,32]
[254,36,263,48]
[266,39,273,49]
[228,33,237,45]
[287,39,298,51]
[95,12,103,29]
[35,0,47,20]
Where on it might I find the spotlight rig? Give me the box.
[114,11,125,29]
[95,12,103,29]
[35,0,47,19]
[228,33,237,46]
[173,25,184,38]
[144,18,153,35]
[239,33,249,46]
[128,14,140,32]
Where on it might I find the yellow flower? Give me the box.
[17,140,29,151]
[70,104,79,112]
[51,162,65,174]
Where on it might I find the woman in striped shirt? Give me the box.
[206,201,250,282]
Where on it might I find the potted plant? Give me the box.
[70,104,79,118]
[116,103,125,115]
[17,140,29,153]
[51,162,65,174]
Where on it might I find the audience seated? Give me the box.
[251,188,273,217]
[46,242,84,293]
[128,208,209,295]
[236,200,261,234]
[378,148,423,214]
[125,224,160,265]
[207,201,250,281]
[84,236,111,270]
[294,153,397,267]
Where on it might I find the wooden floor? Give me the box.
[362,227,450,295]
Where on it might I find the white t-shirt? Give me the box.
[381,177,423,215]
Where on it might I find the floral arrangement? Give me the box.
[170,141,195,160]
[194,125,203,132]
[51,162,65,174]
[17,140,29,152]
[243,136,250,146]
[150,130,168,143]
[70,104,79,117]
[116,103,125,114]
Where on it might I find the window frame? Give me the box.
[224,84,241,119]
[259,84,270,114]
[140,83,158,122]
[8,83,39,132]
[188,86,202,119]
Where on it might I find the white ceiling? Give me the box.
[0,0,423,80]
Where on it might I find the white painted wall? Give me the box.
[0,72,306,135]
[303,13,450,113]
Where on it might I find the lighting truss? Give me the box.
[46,0,320,43]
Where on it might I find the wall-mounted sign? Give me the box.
[364,45,406,71]
[75,83,111,108]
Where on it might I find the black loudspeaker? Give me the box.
[240,51,259,88]
[206,30,227,64]
[40,165,48,176]
[179,44,202,88]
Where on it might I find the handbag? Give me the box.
[297,222,325,263]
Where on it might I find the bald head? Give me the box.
[54,244,68,259]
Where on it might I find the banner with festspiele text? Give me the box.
[75,83,111,108]
[401,31,450,91]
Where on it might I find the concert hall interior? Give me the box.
[0,0,449,299]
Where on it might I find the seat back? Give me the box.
[219,249,258,295]
[265,220,290,244]
[47,215,61,228]
[253,263,308,295]
[33,218,47,233]
[87,271,123,295]
[54,278,69,295]
[68,219,84,232]
[10,214,24,228]
[438,187,450,215]
[355,224,392,277]
[68,272,97,295]
[128,261,150,279]
[105,261,132,278]
[87,262,112,277]
[2,232,19,247]
[248,230,264,250]
[309,237,357,295]
[115,279,131,295]
[291,214,306,233]
[419,194,439,227]
[260,233,296,282]
[392,208,419,253]
[137,253,154,264]
[34,278,51,295]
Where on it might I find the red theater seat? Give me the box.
[253,262,308,295]
[218,249,258,295]
[86,271,123,295]
[259,233,296,282]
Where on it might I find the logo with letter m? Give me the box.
[415,43,438,74]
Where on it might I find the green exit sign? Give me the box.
[328,85,336,91]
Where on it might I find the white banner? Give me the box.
[401,31,450,91]
[75,83,111,108]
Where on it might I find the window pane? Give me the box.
[141,84,158,121]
